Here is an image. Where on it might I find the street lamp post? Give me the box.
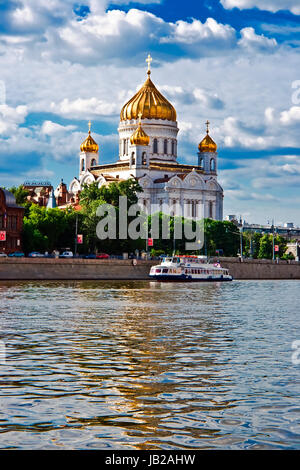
[272,219,276,262]
[74,214,78,257]
[240,221,243,259]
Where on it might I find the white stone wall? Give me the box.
[79,151,99,175]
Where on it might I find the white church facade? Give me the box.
[69,56,224,220]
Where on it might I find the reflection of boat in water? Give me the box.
[149,255,233,282]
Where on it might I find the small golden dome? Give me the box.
[198,120,217,153]
[130,114,150,146]
[80,121,99,153]
[120,55,177,122]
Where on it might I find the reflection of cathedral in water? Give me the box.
[69,55,224,220]
[64,282,229,449]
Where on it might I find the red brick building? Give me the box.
[0,188,24,254]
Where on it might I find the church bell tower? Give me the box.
[198,120,218,175]
[79,121,99,176]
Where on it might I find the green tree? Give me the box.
[257,233,287,259]
[8,185,29,205]
[79,179,144,254]
[22,205,77,254]
[22,222,48,253]
[258,234,273,259]
[79,179,142,208]
[274,235,287,258]
[205,219,240,257]
[243,231,263,258]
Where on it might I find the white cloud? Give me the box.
[0,104,28,134]
[3,0,76,33]
[50,98,119,119]
[238,27,277,52]
[159,85,224,109]
[43,9,169,64]
[220,0,300,15]
[0,5,279,66]
[1,8,244,65]
[41,120,76,135]
[265,107,275,123]
[161,17,236,45]
[280,106,300,124]
[221,116,274,149]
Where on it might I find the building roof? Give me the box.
[46,191,57,209]
[1,189,23,209]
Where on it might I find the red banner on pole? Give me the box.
[77,234,83,245]
[275,245,279,252]
[0,231,6,241]
[148,238,153,247]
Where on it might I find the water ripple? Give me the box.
[0,280,299,449]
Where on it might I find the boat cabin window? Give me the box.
[162,268,168,273]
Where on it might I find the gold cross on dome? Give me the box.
[88,120,92,133]
[206,120,210,134]
[146,54,153,74]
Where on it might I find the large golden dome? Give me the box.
[120,56,177,122]
[199,121,217,153]
[80,121,99,153]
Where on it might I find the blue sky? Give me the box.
[0,0,300,224]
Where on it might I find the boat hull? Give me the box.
[149,274,233,282]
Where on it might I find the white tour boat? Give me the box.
[149,255,233,282]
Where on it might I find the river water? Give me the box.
[0,280,299,450]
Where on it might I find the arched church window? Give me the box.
[192,201,197,218]
[209,201,213,219]
[153,138,158,154]
[210,158,216,172]
[81,159,85,172]
[164,139,168,154]
[123,139,126,156]
[131,152,135,165]
[126,138,129,155]
[172,140,175,156]
[91,159,97,167]
[199,158,203,168]
[142,152,147,165]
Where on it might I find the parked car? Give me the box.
[0,252,8,257]
[59,251,73,258]
[85,253,96,259]
[96,253,110,259]
[28,252,44,258]
[8,252,25,257]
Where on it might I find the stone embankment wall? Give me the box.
[0,257,300,281]
[0,258,157,281]
[216,257,300,280]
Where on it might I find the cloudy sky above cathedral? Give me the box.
[0,0,299,224]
